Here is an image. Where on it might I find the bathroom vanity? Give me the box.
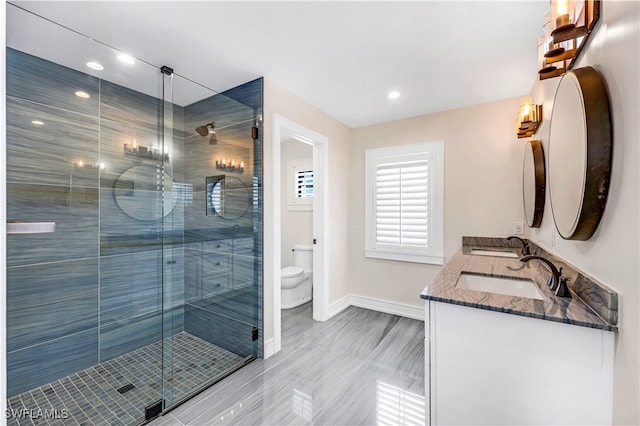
[421,237,617,425]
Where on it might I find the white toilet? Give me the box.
[281,244,313,309]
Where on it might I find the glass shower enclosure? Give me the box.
[5,4,262,424]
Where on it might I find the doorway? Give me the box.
[271,114,329,355]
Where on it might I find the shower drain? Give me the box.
[116,383,136,395]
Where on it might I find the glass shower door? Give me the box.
[161,73,263,409]
[6,4,263,422]
[6,5,167,424]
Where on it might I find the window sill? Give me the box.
[288,203,312,212]
[365,249,444,265]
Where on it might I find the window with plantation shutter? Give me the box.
[288,159,313,211]
[365,142,444,265]
[295,169,314,199]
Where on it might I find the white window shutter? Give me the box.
[375,160,429,247]
[295,169,314,198]
[365,142,444,265]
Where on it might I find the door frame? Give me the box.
[271,114,329,355]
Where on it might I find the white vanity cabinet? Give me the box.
[424,301,615,425]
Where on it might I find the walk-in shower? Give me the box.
[5,4,263,424]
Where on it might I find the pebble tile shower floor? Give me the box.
[6,332,244,426]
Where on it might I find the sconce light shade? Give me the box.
[551,0,576,35]
[516,98,542,139]
[538,0,600,80]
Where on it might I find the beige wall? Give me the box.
[280,139,313,266]
[263,78,352,343]
[349,97,524,306]
[262,3,639,419]
[527,1,640,423]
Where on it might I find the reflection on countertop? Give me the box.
[421,236,618,332]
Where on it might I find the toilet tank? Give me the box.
[293,244,313,271]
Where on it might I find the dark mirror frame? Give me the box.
[549,66,612,240]
[523,139,546,228]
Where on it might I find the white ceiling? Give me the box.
[8,1,549,128]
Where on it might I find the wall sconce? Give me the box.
[539,0,600,80]
[123,140,169,161]
[516,98,542,138]
[538,9,579,79]
[215,158,244,173]
[538,0,600,80]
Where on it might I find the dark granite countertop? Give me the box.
[421,237,618,332]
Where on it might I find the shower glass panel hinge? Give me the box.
[160,65,173,75]
[252,326,259,341]
[144,399,164,421]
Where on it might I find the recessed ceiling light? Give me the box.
[388,91,400,100]
[31,120,44,126]
[117,54,135,64]
[75,91,90,98]
[86,61,104,71]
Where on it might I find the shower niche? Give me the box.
[5,4,263,424]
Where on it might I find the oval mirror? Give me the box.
[548,67,612,240]
[114,165,176,220]
[206,175,250,219]
[523,139,545,228]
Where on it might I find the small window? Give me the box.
[365,142,444,265]
[288,160,313,211]
[295,169,314,199]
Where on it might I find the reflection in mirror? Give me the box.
[207,175,250,219]
[548,67,612,240]
[523,140,546,228]
[114,165,175,220]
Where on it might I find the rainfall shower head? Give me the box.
[195,124,209,137]
[195,122,218,144]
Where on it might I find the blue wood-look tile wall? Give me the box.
[182,78,263,357]
[5,48,184,396]
[6,47,263,397]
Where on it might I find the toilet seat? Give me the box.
[281,266,304,278]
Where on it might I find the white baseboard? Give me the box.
[263,337,275,359]
[327,294,424,321]
[327,294,351,319]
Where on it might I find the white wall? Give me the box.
[349,97,524,306]
[280,139,313,267]
[527,1,639,423]
[263,79,351,344]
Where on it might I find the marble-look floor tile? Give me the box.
[186,345,364,426]
[294,306,402,360]
[369,316,425,377]
[162,304,425,426]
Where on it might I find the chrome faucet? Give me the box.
[507,236,531,256]
[520,255,571,298]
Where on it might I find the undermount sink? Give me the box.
[456,272,545,300]
[470,249,519,258]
